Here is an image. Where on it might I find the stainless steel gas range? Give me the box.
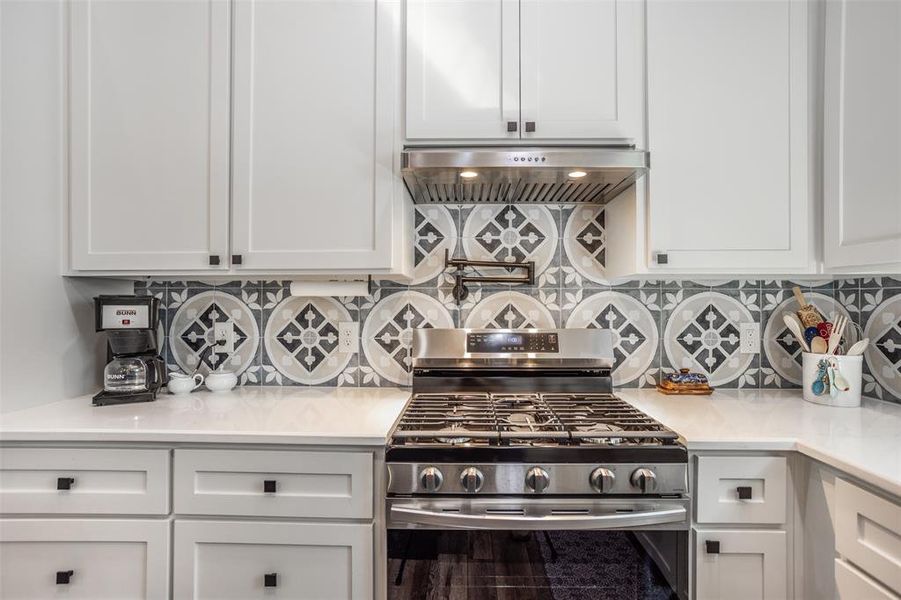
[386,328,689,600]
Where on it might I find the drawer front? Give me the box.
[173,449,373,519]
[0,519,169,599]
[695,528,787,600]
[173,520,372,600]
[835,478,901,594]
[696,456,787,524]
[836,559,899,600]
[0,448,170,515]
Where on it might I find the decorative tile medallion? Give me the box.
[411,206,457,285]
[168,291,259,376]
[763,292,858,385]
[462,205,558,273]
[361,291,454,385]
[563,206,607,283]
[663,292,754,386]
[463,291,556,329]
[864,293,901,399]
[566,291,658,385]
[263,296,354,385]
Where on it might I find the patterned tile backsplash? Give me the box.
[136,205,901,404]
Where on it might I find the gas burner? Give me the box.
[435,423,472,445]
[575,422,625,445]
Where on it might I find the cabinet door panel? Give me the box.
[824,0,901,272]
[406,0,520,140]
[69,0,230,271]
[173,520,372,600]
[231,0,401,270]
[520,0,640,140]
[646,0,811,271]
[0,519,169,600]
[695,529,787,600]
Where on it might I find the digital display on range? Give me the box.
[466,332,559,353]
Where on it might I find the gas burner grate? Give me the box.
[392,392,679,447]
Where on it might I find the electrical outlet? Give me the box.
[213,322,235,354]
[339,322,359,353]
[739,322,760,354]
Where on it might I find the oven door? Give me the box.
[387,497,689,600]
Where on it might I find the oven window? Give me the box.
[388,530,680,600]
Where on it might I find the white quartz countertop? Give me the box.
[0,387,411,446]
[1,387,898,496]
[617,389,901,497]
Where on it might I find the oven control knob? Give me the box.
[589,467,616,493]
[525,467,550,493]
[460,467,484,493]
[630,468,658,493]
[420,467,444,492]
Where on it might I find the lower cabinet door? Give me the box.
[173,520,373,600]
[0,519,169,599]
[835,558,899,600]
[694,529,787,600]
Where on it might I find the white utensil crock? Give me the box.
[801,353,863,408]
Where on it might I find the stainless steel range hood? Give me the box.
[401,147,648,204]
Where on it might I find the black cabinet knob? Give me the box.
[57,477,75,491]
[232,254,243,265]
[705,540,720,554]
[56,570,74,584]
[263,480,277,493]
[209,255,221,266]
[525,121,536,133]
[507,121,518,132]
[737,486,753,500]
[264,573,278,587]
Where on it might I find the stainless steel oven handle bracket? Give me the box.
[390,504,687,530]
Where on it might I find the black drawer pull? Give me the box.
[264,573,278,587]
[525,121,536,132]
[263,480,277,493]
[737,486,753,500]
[57,477,75,491]
[209,255,221,266]
[56,570,74,584]
[705,540,720,554]
[232,254,243,265]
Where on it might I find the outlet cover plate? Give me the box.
[213,322,234,354]
[339,322,359,353]
[739,322,760,354]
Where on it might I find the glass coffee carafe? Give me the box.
[104,357,153,392]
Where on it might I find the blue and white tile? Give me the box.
[663,290,759,388]
[561,205,610,287]
[167,289,261,378]
[862,288,901,403]
[360,289,455,387]
[564,290,660,388]
[462,290,559,329]
[261,296,358,386]
[461,204,561,289]
[409,205,459,287]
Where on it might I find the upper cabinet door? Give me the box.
[231,0,404,271]
[520,0,641,141]
[645,0,812,272]
[69,0,230,271]
[824,0,901,273]
[405,0,520,140]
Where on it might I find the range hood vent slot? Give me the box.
[401,147,648,205]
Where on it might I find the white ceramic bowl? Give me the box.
[204,371,238,392]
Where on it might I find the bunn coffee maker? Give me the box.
[93,295,164,406]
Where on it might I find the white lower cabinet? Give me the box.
[835,559,900,600]
[173,520,373,600]
[694,529,788,600]
[0,519,169,599]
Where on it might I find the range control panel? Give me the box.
[466,332,559,353]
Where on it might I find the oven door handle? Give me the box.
[390,504,687,530]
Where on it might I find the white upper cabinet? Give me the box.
[231,0,407,272]
[824,0,901,273]
[520,0,641,141]
[405,0,520,140]
[69,0,230,271]
[644,0,812,272]
[405,0,641,142]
